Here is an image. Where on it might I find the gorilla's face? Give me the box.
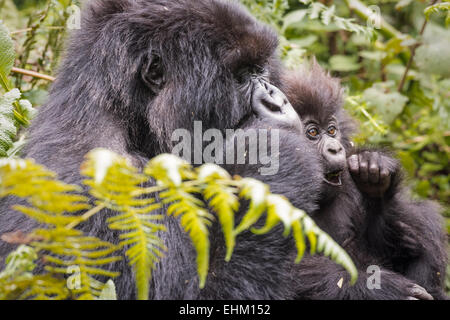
[302,115,347,188]
[126,0,285,152]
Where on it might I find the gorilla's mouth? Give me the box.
[324,170,343,186]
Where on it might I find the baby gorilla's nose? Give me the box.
[251,79,302,131]
[323,138,346,167]
[327,140,343,155]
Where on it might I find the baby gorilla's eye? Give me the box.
[307,127,319,138]
[327,126,337,136]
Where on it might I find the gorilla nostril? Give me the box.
[265,100,282,113]
[327,145,343,155]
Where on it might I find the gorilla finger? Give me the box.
[347,155,359,174]
[358,154,369,182]
[380,167,390,187]
[406,296,419,300]
[410,284,434,300]
[380,154,398,174]
[369,153,380,184]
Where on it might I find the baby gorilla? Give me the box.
[281,62,448,300]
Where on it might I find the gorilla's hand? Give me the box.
[347,151,398,198]
[405,283,434,300]
[381,270,434,300]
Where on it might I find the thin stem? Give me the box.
[65,204,106,230]
[10,26,65,35]
[398,0,439,92]
[11,67,55,82]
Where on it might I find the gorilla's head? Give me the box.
[24,0,323,211]
[51,0,294,155]
[282,61,357,201]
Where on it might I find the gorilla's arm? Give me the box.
[292,253,433,300]
[348,150,448,299]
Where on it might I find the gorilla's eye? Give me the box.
[307,127,320,138]
[141,54,164,93]
[236,67,251,84]
[327,126,337,136]
[235,65,266,84]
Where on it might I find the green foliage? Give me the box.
[0,157,120,300]
[0,150,358,299]
[0,90,18,156]
[0,20,35,157]
[425,2,450,25]
[0,23,15,90]
[287,1,376,39]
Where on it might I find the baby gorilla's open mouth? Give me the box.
[324,170,343,186]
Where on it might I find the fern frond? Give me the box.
[246,194,358,285]
[146,154,214,289]
[160,186,213,289]
[198,164,239,261]
[425,2,450,24]
[0,158,90,225]
[31,228,121,300]
[82,149,166,300]
[0,158,121,300]
[234,178,269,235]
[295,211,357,284]
[0,245,69,300]
[425,2,450,18]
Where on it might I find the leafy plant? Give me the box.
[0,21,35,157]
[425,2,450,25]
[0,150,358,300]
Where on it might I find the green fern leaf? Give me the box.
[424,2,450,19]
[161,186,213,289]
[198,164,239,261]
[0,158,121,300]
[234,178,269,235]
[82,149,166,300]
[146,154,213,289]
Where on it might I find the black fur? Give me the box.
[282,62,448,299]
[0,0,322,300]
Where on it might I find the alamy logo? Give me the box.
[171,121,280,176]
[367,265,381,289]
[367,5,381,30]
[67,5,81,30]
[66,265,81,290]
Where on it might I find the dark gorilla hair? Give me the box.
[0,0,325,299]
[281,62,448,300]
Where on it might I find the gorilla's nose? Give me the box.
[327,140,343,155]
[251,79,302,130]
[323,139,346,167]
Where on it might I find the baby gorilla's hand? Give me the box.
[347,151,398,198]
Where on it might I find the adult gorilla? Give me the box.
[0,0,322,299]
